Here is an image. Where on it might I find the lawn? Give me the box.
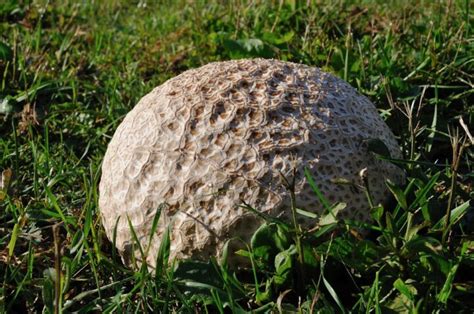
[0,0,473,312]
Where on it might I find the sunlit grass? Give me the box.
[0,0,472,312]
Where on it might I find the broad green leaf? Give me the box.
[386,179,407,210]
[255,279,272,304]
[319,202,346,226]
[405,221,430,241]
[173,260,244,305]
[250,223,290,263]
[220,239,230,267]
[461,240,474,256]
[235,249,251,258]
[388,278,417,312]
[277,31,295,44]
[302,244,319,270]
[385,211,394,235]
[274,245,296,286]
[437,262,459,304]
[432,200,470,231]
[371,205,384,223]
[393,278,416,300]
[263,31,295,45]
[403,236,442,256]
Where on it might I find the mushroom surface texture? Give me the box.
[99,58,404,268]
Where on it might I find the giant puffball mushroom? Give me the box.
[99,59,404,269]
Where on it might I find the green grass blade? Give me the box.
[304,168,331,211]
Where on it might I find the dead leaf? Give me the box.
[0,168,12,201]
[18,103,39,133]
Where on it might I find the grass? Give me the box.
[0,0,473,312]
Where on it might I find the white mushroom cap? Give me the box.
[99,59,404,268]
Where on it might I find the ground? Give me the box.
[0,1,473,312]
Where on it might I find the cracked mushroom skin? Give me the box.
[99,59,404,268]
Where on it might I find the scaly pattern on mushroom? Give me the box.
[99,59,404,268]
